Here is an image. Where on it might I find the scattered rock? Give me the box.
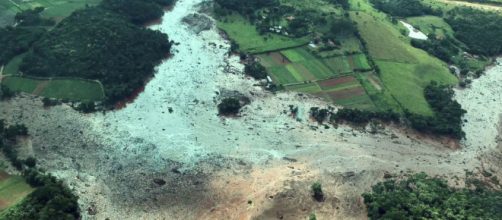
[181,13,213,34]
[153,178,167,186]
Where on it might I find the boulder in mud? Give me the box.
[182,13,213,34]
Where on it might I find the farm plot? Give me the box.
[2,76,105,101]
[317,76,376,110]
[0,171,33,212]
[323,56,352,74]
[348,54,372,71]
[260,47,336,85]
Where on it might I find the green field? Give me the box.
[0,0,102,26]
[351,54,371,70]
[351,6,458,115]
[2,76,105,101]
[0,171,33,212]
[217,14,310,54]
[323,56,352,74]
[3,53,27,75]
[352,12,417,64]
[406,16,454,38]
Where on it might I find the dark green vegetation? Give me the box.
[0,27,45,65]
[0,120,80,219]
[218,98,242,116]
[406,82,466,138]
[445,8,502,56]
[370,0,439,17]
[363,173,502,219]
[20,3,172,105]
[311,182,324,202]
[1,0,174,106]
[14,7,55,27]
[102,0,174,25]
[244,63,268,79]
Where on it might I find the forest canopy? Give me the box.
[370,0,439,17]
[19,4,172,105]
[445,8,502,56]
[363,173,502,219]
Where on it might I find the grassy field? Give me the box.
[1,0,101,27]
[350,5,458,115]
[3,53,27,75]
[0,171,33,212]
[2,76,105,101]
[406,16,454,38]
[352,12,416,64]
[217,14,310,54]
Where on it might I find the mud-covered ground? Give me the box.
[1,0,502,219]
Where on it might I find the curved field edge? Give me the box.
[1,76,105,101]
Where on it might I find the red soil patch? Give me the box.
[0,199,8,210]
[318,76,356,88]
[347,55,356,70]
[32,81,50,95]
[269,52,291,65]
[327,87,365,100]
[0,171,9,181]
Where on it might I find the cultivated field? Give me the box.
[2,76,105,101]
[0,171,33,213]
[351,5,458,115]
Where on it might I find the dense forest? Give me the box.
[363,173,502,219]
[214,0,279,15]
[101,0,174,25]
[0,27,45,65]
[411,36,460,64]
[0,121,80,219]
[445,8,502,56]
[369,0,439,17]
[19,1,173,105]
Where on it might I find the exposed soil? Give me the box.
[318,76,356,88]
[269,52,291,65]
[327,87,366,100]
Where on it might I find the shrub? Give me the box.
[218,98,241,115]
[311,182,324,202]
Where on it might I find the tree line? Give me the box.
[0,120,80,219]
[18,0,174,106]
[311,82,465,139]
[363,173,502,219]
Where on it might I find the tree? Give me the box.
[218,98,242,115]
[311,182,324,202]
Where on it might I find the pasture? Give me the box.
[350,5,458,115]
[406,16,454,38]
[2,76,105,101]
[0,171,33,212]
[217,14,309,54]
